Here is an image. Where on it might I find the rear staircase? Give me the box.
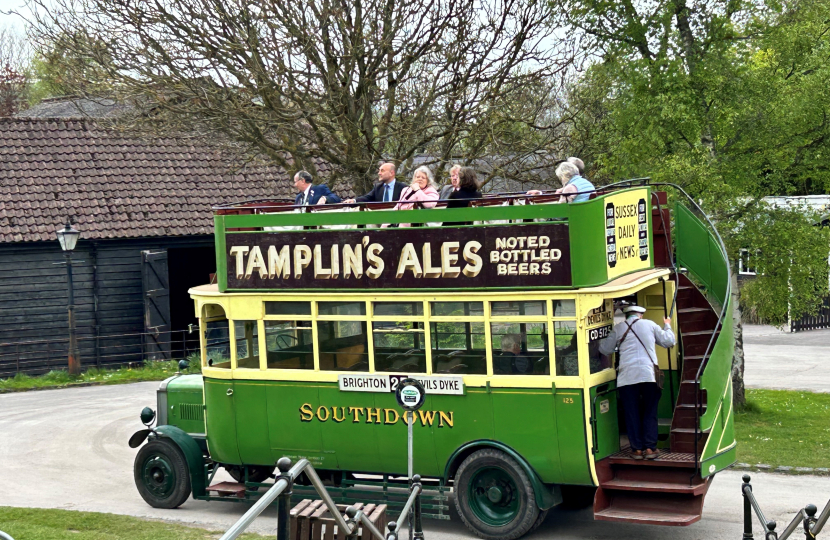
[593,195,727,526]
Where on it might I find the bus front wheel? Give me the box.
[134,438,192,509]
[454,449,541,540]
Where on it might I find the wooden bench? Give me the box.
[290,499,387,540]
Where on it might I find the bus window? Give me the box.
[265,301,311,316]
[374,302,424,316]
[265,321,313,370]
[552,299,576,317]
[491,301,547,316]
[318,301,366,316]
[553,321,578,376]
[430,301,484,317]
[234,320,260,369]
[203,304,230,369]
[372,321,426,373]
[431,321,486,374]
[490,322,548,375]
[588,325,614,374]
[318,321,369,372]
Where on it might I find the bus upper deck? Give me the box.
[211,186,658,293]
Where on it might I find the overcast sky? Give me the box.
[1,0,30,31]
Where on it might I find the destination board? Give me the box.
[225,223,571,289]
[338,374,465,395]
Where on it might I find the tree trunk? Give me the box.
[730,272,746,407]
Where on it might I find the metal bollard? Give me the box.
[387,520,398,540]
[276,457,294,540]
[412,475,424,540]
[743,474,753,540]
[804,504,818,540]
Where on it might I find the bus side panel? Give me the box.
[373,394,440,477]
[492,389,562,483]
[432,389,494,473]
[266,383,334,469]
[204,378,241,465]
[555,390,593,485]
[318,385,380,474]
[233,380,273,465]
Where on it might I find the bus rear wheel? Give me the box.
[134,438,191,509]
[454,449,540,540]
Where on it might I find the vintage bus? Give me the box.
[131,185,736,539]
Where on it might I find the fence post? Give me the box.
[412,475,423,540]
[743,474,753,540]
[275,457,294,540]
[804,504,818,540]
[15,343,19,376]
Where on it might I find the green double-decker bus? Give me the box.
[131,185,736,539]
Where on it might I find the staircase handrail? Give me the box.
[742,474,830,540]
[599,179,732,478]
[219,456,420,540]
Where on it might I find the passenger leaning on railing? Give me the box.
[382,166,440,228]
[526,158,595,203]
[443,167,482,226]
[293,170,342,206]
[439,164,462,199]
[344,162,404,204]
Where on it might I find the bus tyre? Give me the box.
[454,449,540,540]
[134,438,191,509]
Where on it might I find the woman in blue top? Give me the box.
[553,161,595,203]
[526,160,595,203]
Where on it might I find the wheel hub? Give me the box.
[487,486,503,503]
[468,466,520,527]
[142,454,176,497]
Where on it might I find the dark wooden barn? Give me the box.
[0,117,335,376]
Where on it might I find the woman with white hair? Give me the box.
[553,161,595,203]
[386,165,439,227]
[526,159,595,203]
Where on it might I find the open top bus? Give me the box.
[131,184,736,539]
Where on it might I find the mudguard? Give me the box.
[128,429,152,448]
[444,440,563,511]
[151,425,207,497]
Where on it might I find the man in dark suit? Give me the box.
[344,162,404,203]
[294,170,342,206]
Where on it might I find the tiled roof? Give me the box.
[0,118,339,243]
[16,96,130,119]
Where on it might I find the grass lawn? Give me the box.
[0,507,265,540]
[734,389,830,469]
[0,357,200,393]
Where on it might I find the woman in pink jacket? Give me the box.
[386,166,439,227]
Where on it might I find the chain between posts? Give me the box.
[742,474,830,540]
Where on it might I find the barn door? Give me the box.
[142,250,172,361]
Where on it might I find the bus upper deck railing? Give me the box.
[219,456,422,540]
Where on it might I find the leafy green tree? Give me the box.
[558,0,830,404]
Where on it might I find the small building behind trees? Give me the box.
[0,116,324,376]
